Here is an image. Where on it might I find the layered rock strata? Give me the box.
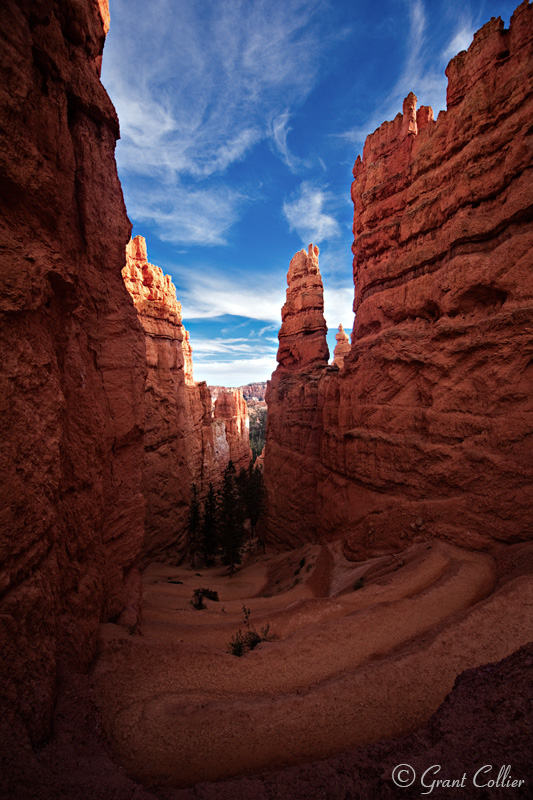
[213,389,252,472]
[332,323,351,368]
[122,236,196,559]
[0,0,146,746]
[264,1,533,554]
[265,245,330,545]
[277,244,329,369]
[123,237,252,558]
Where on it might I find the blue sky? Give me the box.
[102,0,520,386]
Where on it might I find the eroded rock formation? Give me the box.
[0,0,146,746]
[123,237,252,558]
[277,244,329,369]
[122,236,198,559]
[241,381,267,403]
[265,1,533,555]
[265,246,330,546]
[332,324,351,368]
[213,389,252,472]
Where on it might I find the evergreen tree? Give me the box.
[187,483,201,567]
[201,482,219,566]
[218,461,244,575]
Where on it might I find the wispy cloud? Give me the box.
[172,264,286,322]
[283,182,341,244]
[103,0,325,181]
[387,0,446,113]
[125,183,246,246]
[269,110,305,172]
[441,22,474,61]
[102,0,331,246]
[336,0,476,151]
[193,356,279,386]
[323,285,354,332]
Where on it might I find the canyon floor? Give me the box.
[4,539,532,799]
[89,538,533,790]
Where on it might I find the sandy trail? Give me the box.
[92,540,533,788]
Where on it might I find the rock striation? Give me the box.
[264,1,533,554]
[0,0,146,747]
[123,237,252,559]
[277,244,329,369]
[241,381,267,403]
[213,389,252,472]
[332,324,351,368]
[122,235,199,559]
[264,246,330,546]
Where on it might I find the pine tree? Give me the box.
[187,483,201,567]
[201,482,219,566]
[218,461,244,575]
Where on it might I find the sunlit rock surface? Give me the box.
[123,237,252,559]
[264,1,533,555]
[332,323,351,368]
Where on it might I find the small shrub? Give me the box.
[228,604,277,656]
[201,587,219,601]
[191,589,206,609]
[191,587,219,608]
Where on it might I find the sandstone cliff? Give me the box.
[241,381,267,403]
[332,324,351,368]
[122,236,197,560]
[277,244,329,369]
[265,245,330,546]
[123,237,251,558]
[264,0,533,554]
[0,0,146,745]
[213,389,252,472]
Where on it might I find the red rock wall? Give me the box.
[214,389,252,472]
[0,0,146,745]
[122,236,198,560]
[277,244,330,369]
[123,237,251,559]
[265,245,330,547]
[265,1,533,555]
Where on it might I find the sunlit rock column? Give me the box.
[263,244,330,547]
[332,324,351,368]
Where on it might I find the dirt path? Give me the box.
[92,540,533,788]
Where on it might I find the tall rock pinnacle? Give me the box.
[332,324,351,368]
[277,244,329,369]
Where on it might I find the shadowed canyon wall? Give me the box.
[123,236,252,561]
[0,0,252,750]
[0,0,146,744]
[265,1,533,555]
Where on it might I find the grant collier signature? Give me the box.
[392,763,527,794]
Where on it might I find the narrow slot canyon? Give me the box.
[1,1,532,798]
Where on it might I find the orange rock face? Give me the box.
[123,237,251,558]
[265,1,533,555]
[214,389,252,472]
[332,324,351,368]
[277,244,330,369]
[122,236,199,560]
[0,0,146,746]
[264,246,330,547]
